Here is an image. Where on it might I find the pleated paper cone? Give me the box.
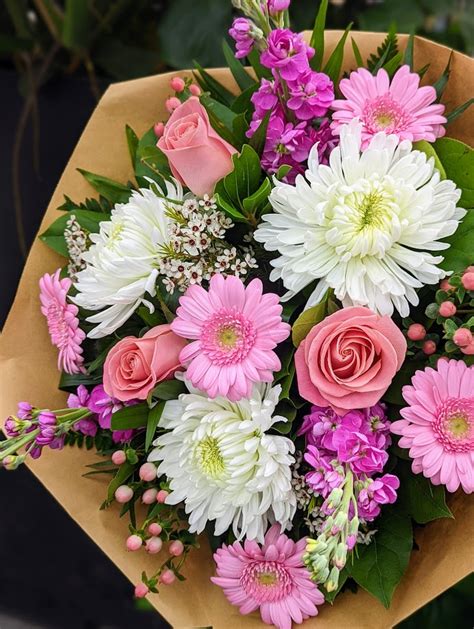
[1,31,473,629]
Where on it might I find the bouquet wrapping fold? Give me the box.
[1,31,473,628]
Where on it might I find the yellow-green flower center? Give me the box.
[218,326,238,348]
[355,190,392,231]
[257,571,278,586]
[447,413,469,438]
[196,436,225,479]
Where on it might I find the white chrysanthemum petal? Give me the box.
[254,120,463,317]
[148,381,296,542]
[72,181,184,338]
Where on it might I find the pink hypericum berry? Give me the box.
[142,488,158,505]
[139,462,157,482]
[111,450,127,465]
[160,569,176,585]
[134,583,149,598]
[146,536,163,554]
[189,84,201,96]
[461,341,474,355]
[115,485,133,503]
[407,323,426,341]
[439,301,457,317]
[148,522,162,536]
[453,328,473,347]
[156,489,169,504]
[153,122,165,138]
[170,76,185,92]
[462,272,474,291]
[165,96,181,113]
[422,340,437,355]
[440,279,454,292]
[169,540,184,557]
[126,534,143,551]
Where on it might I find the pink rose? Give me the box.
[295,307,406,414]
[103,325,187,402]
[158,96,237,196]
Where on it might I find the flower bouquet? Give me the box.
[1,1,474,627]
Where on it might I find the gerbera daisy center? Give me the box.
[201,308,257,365]
[241,561,292,602]
[362,94,409,134]
[433,397,474,453]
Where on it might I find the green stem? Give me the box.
[0,429,39,460]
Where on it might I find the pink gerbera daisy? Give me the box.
[211,524,324,629]
[391,359,474,493]
[171,274,290,401]
[331,65,446,148]
[39,270,86,374]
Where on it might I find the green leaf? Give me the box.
[396,460,453,524]
[110,403,149,431]
[215,194,247,221]
[40,209,108,257]
[194,62,234,107]
[247,49,272,80]
[323,24,352,85]
[382,51,403,78]
[292,298,328,347]
[403,33,414,69]
[222,39,255,91]
[433,52,453,100]
[446,98,474,125]
[215,144,263,216]
[412,140,446,179]
[242,178,271,217]
[249,111,271,157]
[58,370,102,392]
[145,401,165,452]
[232,113,250,148]
[433,137,474,209]
[200,94,238,145]
[125,124,139,166]
[77,169,132,204]
[347,508,413,608]
[440,209,474,273]
[134,127,171,187]
[351,37,364,68]
[231,83,259,114]
[103,462,135,508]
[276,164,292,181]
[309,0,329,71]
[151,379,186,400]
[367,25,398,73]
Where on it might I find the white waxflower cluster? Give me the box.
[64,214,88,280]
[159,195,258,294]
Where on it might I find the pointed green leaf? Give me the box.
[446,98,474,124]
[292,298,328,347]
[222,39,256,91]
[433,52,453,100]
[247,49,272,80]
[125,124,139,166]
[145,401,165,452]
[382,51,403,78]
[310,0,329,71]
[110,403,149,430]
[323,24,352,85]
[151,379,187,400]
[242,178,272,217]
[40,209,108,257]
[193,62,234,106]
[77,169,132,204]
[215,194,247,221]
[403,33,414,69]
[231,83,259,114]
[351,37,364,68]
[249,110,271,156]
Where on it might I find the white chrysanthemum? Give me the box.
[148,380,296,542]
[72,181,183,338]
[254,120,464,317]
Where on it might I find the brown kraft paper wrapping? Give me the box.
[1,31,473,629]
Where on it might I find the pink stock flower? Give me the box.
[304,445,344,498]
[391,359,474,494]
[229,17,255,59]
[331,65,446,148]
[261,29,314,81]
[211,524,324,629]
[88,385,134,443]
[39,270,86,374]
[171,274,290,401]
[357,474,400,521]
[287,70,334,120]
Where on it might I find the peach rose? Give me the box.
[295,307,406,414]
[103,325,187,402]
[158,97,237,196]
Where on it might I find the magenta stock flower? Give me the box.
[229,17,255,59]
[267,0,291,14]
[261,29,314,81]
[88,385,134,443]
[357,474,400,521]
[39,270,86,375]
[392,359,474,494]
[304,445,344,498]
[287,70,334,120]
[212,524,324,629]
[171,274,290,401]
[68,385,98,437]
[331,65,446,148]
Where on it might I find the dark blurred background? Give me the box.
[0,1,473,627]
